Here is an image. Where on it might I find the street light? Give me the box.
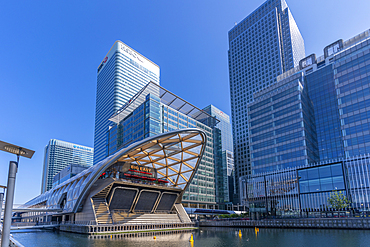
[0,140,34,247]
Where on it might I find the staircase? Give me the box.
[92,185,113,224]
[174,204,191,223]
[112,211,131,223]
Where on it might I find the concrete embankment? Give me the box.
[60,222,197,235]
[200,218,370,230]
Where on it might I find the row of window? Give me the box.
[341,97,370,115]
[338,76,369,94]
[251,121,302,142]
[345,134,370,147]
[340,87,370,105]
[336,52,370,74]
[252,150,306,167]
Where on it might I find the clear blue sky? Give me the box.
[1,0,369,203]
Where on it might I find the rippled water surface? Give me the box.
[12,227,370,247]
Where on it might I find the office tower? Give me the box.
[228,0,305,202]
[203,105,235,203]
[41,139,93,193]
[241,29,370,215]
[248,72,318,175]
[52,164,90,188]
[106,82,218,208]
[94,41,160,164]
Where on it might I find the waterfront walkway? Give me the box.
[10,223,59,230]
[200,218,370,230]
[7,221,197,235]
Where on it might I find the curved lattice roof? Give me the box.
[24,129,206,213]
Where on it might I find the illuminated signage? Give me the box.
[130,164,153,173]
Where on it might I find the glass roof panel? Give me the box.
[171,153,182,161]
[167,158,178,165]
[187,146,201,155]
[181,171,192,180]
[167,168,177,176]
[153,158,166,165]
[182,141,195,148]
[178,176,186,184]
[170,164,181,172]
[182,152,194,160]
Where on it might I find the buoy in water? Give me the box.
[238,230,242,237]
[189,234,194,242]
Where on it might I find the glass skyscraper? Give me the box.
[203,105,233,152]
[203,105,235,203]
[106,82,218,208]
[94,41,160,165]
[248,72,318,175]
[241,29,370,215]
[228,0,305,202]
[41,139,93,193]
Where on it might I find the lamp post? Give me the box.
[0,140,34,247]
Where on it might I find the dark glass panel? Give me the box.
[319,166,332,178]
[330,163,343,176]
[308,179,320,192]
[307,167,319,179]
[320,177,333,191]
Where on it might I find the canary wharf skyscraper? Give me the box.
[228,0,305,202]
[94,41,160,164]
[41,139,93,193]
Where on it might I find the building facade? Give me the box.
[248,72,319,175]
[41,139,93,193]
[52,164,90,188]
[228,0,305,202]
[94,41,160,165]
[106,82,218,208]
[241,29,370,215]
[203,105,235,203]
[24,130,205,226]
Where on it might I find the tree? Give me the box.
[327,190,351,210]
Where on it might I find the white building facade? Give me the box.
[94,41,160,164]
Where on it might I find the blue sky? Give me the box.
[1,0,370,203]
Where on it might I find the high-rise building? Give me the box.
[228,0,305,202]
[94,41,160,164]
[52,164,90,189]
[241,29,370,215]
[203,105,235,203]
[248,72,318,175]
[41,139,93,193]
[106,82,219,208]
[203,105,233,152]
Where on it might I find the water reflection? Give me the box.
[12,227,370,247]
